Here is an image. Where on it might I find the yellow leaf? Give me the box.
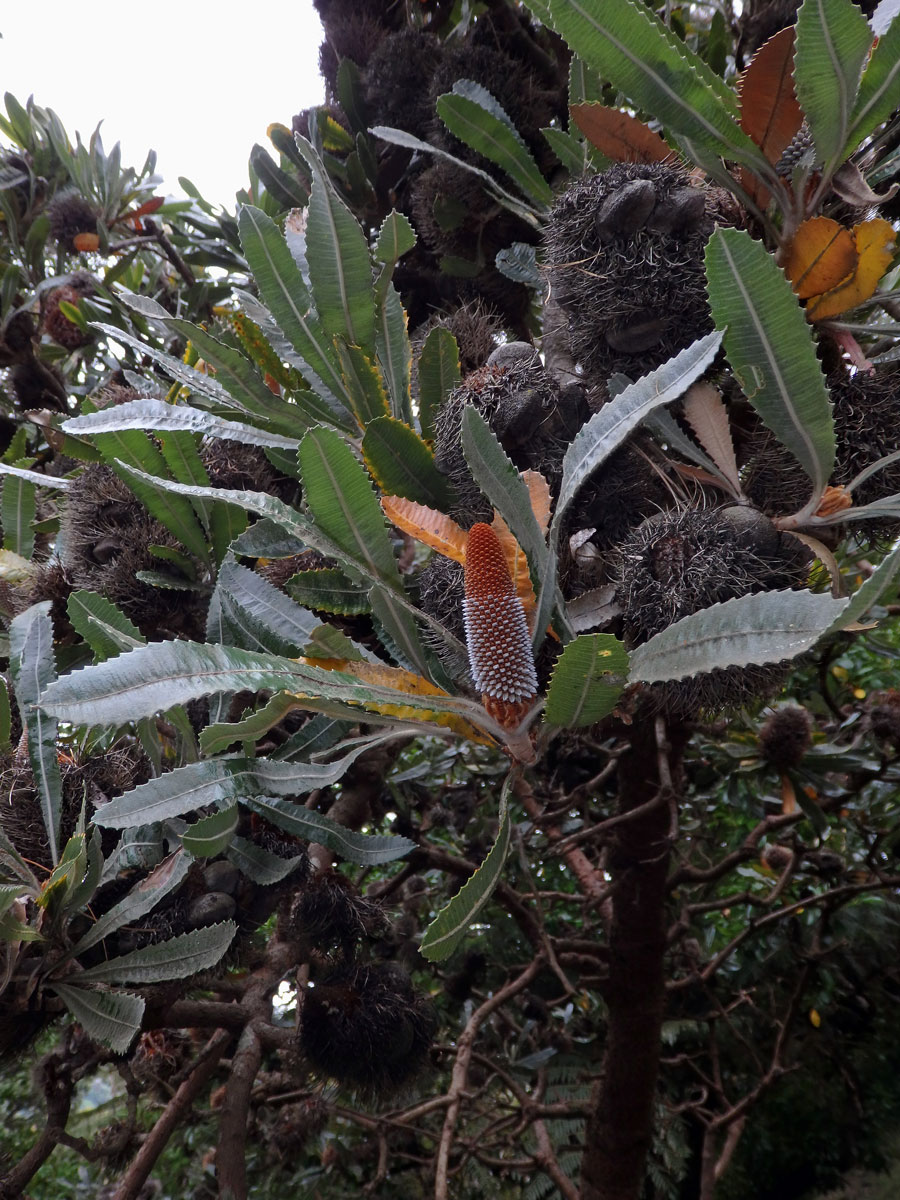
[381,496,467,564]
[807,218,896,321]
[785,217,857,299]
[294,659,495,745]
[809,1008,821,1028]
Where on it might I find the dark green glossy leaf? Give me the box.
[545,634,628,727]
[363,416,452,509]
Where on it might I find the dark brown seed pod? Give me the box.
[200,439,296,502]
[298,962,436,1097]
[416,554,470,687]
[8,358,68,410]
[363,29,445,137]
[267,1096,329,1160]
[545,163,737,386]
[60,463,206,637]
[433,357,588,528]
[614,506,808,713]
[412,300,504,383]
[283,869,387,958]
[868,691,900,748]
[759,705,813,770]
[42,274,95,350]
[46,188,100,252]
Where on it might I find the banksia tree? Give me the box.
[4,3,900,1200]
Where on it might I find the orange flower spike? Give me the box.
[463,523,538,740]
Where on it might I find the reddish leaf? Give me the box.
[72,232,99,252]
[570,105,672,164]
[128,196,165,220]
[738,28,803,205]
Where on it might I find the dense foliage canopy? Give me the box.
[2,2,900,1198]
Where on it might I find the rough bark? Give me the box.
[580,714,686,1200]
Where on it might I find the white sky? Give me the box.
[0,1,327,210]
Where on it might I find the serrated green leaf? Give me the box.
[67,590,146,662]
[541,125,586,174]
[250,142,309,209]
[226,835,307,884]
[363,416,452,509]
[705,229,834,507]
[376,280,414,426]
[542,0,768,171]
[181,806,240,858]
[78,921,237,985]
[9,602,62,865]
[165,319,308,435]
[627,589,847,684]
[94,428,209,564]
[553,333,723,527]
[92,736,408,828]
[199,691,304,756]
[286,568,370,616]
[1,471,35,558]
[795,0,873,169]
[237,205,354,417]
[244,795,414,865]
[64,399,297,450]
[294,133,376,352]
[38,639,485,737]
[298,426,400,586]
[495,243,540,287]
[420,773,513,961]
[437,85,553,208]
[217,559,320,657]
[0,676,11,752]
[53,983,144,1054]
[375,210,416,265]
[334,339,389,427]
[844,12,900,159]
[0,822,39,889]
[826,538,900,635]
[417,326,461,443]
[72,851,191,956]
[230,518,307,559]
[545,634,628,727]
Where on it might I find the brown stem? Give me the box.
[0,1046,75,1199]
[142,218,196,287]
[112,1028,232,1200]
[580,713,687,1200]
[216,1024,263,1200]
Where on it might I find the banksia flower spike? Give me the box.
[463,523,538,761]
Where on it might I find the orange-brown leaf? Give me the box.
[738,27,804,206]
[522,469,552,537]
[739,28,804,163]
[380,495,467,563]
[806,218,897,321]
[491,514,537,630]
[72,232,100,252]
[570,105,672,163]
[784,217,858,300]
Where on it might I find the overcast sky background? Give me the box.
[1,2,327,209]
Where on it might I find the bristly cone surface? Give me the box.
[463,523,537,730]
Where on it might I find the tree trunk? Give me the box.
[581,714,685,1200]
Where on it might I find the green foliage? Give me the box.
[4,1,900,1194]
